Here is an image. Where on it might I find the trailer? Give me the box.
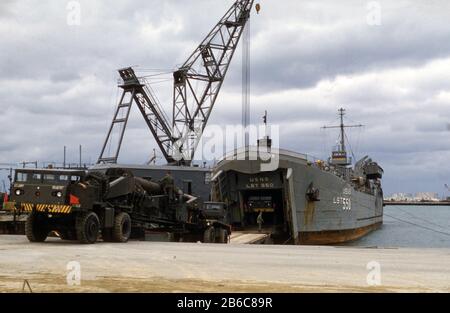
[5,167,231,244]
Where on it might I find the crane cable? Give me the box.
[242,6,250,148]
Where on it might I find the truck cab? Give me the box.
[7,168,107,244]
[246,196,274,213]
[10,168,88,211]
[202,202,228,223]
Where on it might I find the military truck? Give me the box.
[202,202,229,224]
[7,167,231,244]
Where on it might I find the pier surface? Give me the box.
[0,235,448,293]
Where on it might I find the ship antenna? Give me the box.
[322,108,364,166]
[339,108,346,153]
[263,110,268,136]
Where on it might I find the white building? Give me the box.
[387,193,414,201]
[414,192,440,202]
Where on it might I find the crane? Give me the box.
[98,0,255,166]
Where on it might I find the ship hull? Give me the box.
[292,158,384,245]
[213,148,384,245]
[297,222,382,245]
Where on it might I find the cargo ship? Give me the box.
[211,108,384,244]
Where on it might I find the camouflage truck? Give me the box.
[6,167,231,244]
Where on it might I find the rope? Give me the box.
[344,132,356,164]
[395,206,449,231]
[139,71,174,78]
[347,190,450,238]
[384,212,450,237]
[145,78,172,85]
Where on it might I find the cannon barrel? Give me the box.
[134,177,162,195]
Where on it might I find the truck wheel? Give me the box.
[25,212,48,242]
[76,212,100,244]
[113,212,131,243]
[218,228,229,244]
[203,227,215,243]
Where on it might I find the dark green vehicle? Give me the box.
[7,167,231,244]
[9,168,104,243]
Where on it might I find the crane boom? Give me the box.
[172,0,254,164]
[98,68,176,164]
[98,0,254,165]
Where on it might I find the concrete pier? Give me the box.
[0,235,448,292]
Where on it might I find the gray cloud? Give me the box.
[1,0,450,195]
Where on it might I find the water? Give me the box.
[346,205,450,248]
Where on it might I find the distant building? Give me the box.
[387,192,440,202]
[414,192,439,202]
[387,193,414,201]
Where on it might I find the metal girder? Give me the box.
[98,68,175,164]
[172,0,254,164]
[98,0,253,165]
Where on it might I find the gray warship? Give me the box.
[211,108,384,244]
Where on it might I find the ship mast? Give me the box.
[257,110,272,150]
[322,108,363,166]
[339,108,346,153]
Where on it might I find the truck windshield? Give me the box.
[206,204,223,210]
[248,196,272,208]
[70,176,80,182]
[44,174,80,183]
[14,172,41,182]
[15,172,80,183]
[15,172,28,182]
[43,174,56,181]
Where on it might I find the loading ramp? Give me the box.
[230,231,270,244]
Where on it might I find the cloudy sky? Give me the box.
[1,0,450,195]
